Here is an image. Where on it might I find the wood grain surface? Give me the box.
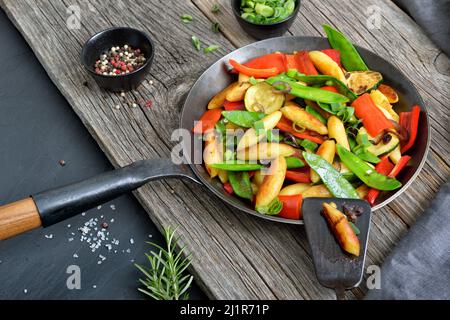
[1,0,448,299]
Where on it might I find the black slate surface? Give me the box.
[0,9,204,300]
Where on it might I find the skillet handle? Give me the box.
[0,159,200,240]
[0,198,42,240]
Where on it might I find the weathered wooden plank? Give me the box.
[2,0,448,300]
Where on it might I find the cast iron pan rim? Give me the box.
[231,0,301,27]
[181,35,430,225]
[81,26,155,78]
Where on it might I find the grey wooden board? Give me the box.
[1,0,448,299]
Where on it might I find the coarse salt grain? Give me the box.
[45,234,53,239]
[24,289,28,294]
[130,238,134,244]
[73,253,78,258]
[97,205,102,210]
[110,204,116,210]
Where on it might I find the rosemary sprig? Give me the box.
[135,226,194,300]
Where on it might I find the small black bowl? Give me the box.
[231,0,301,40]
[81,27,154,92]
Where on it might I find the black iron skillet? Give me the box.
[0,36,429,239]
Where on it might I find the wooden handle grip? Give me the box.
[0,197,42,240]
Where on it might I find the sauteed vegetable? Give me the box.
[194,25,420,219]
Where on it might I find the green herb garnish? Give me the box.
[204,44,220,54]
[212,22,220,33]
[211,3,220,13]
[181,14,193,23]
[191,36,201,51]
[135,226,194,300]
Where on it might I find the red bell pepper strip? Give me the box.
[192,109,223,134]
[320,86,339,93]
[390,155,411,177]
[321,49,342,67]
[284,54,300,71]
[294,51,319,76]
[276,117,325,144]
[278,195,303,220]
[223,100,245,111]
[399,106,421,153]
[244,53,287,73]
[285,170,312,183]
[223,182,234,195]
[229,59,280,78]
[352,93,394,137]
[366,156,411,205]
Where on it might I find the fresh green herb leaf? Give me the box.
[181,14,193,23]
[191,36,201,51]
[135,226,193,300]
[211,3,220,13]
[212,22,220,33]
[204,44,220,54]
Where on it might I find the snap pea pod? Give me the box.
[228,171,253,200]
[285,157,305,169]
[305,105,327,124]
[292,74,358,101]
[210,162,263,171]
[336,144,402,191]
[323,24,369,72]
[222,111,265,128]
[266,76,349,104]
[303,152,359,199]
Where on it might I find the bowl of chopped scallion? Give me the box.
[232,0,301,39]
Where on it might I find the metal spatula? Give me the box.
[302,198,372,300]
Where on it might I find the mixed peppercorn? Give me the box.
[94,44,146,76]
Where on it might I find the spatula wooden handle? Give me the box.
[0,197,42,240]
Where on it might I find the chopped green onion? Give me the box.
[181,14,193,23]
[211,3,220,13]
[204,44,220,54]
[212,22,220,33]
[292,122,306,133]
[191,36,201,51]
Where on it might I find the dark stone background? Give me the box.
[0,9,204,300]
